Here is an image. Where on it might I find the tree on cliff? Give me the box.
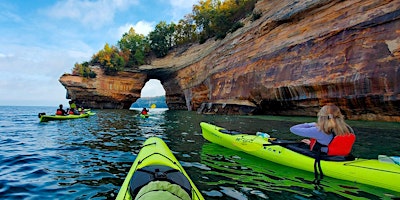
[72,0,259,75]
[149,21,176,58]
[72,62,96,78]
[118,28,150,66]
[91,43,125,75]
[174,15,198,45]
[193,0,256,42]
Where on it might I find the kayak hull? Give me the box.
[200,122,400,192]
[39,113,90,122]
[139,114,149,118]
[116,137,204,200]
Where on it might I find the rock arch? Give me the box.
[60,0,400,121]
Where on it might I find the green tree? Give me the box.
[193,0,257,41]
[72,61,96,78]
[149,21,176,57]
[92,43,125,75]
[118,28,149,66]
[72,0,259,74]
[192,0,219,41]
[174,15,198,45]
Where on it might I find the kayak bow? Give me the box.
[116,137,204,200]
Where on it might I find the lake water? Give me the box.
[0,106,399,199]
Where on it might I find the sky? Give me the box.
[0,0,198,106]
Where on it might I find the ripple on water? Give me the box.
[1,107,399,199]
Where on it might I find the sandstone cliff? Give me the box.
[60,0,400,121]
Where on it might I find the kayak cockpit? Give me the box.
[274,140,355,161]
[129,165,192,200]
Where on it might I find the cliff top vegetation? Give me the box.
[72,0,261,77]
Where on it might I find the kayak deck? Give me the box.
[116,137,204,200]
[39,113,90,122]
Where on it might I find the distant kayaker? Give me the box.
[141,108,149,115]
[56,104,68,116]
[290,104,355,156]
[69,100,77,110]
[69,100,80,115]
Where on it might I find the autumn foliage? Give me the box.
[75,0,260,76]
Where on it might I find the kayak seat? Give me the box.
[129,165,192,199]
[220,129,242,135]
[285,143,355,161]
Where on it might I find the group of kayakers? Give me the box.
[56,100,86,116]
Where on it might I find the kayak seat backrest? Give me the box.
[129,165,192,199]
[285,143,355,161]
[327,134,356,156]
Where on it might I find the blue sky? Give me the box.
[0,0,198,106]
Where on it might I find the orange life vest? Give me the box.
[310,134,356,156]
[56,110,63,115]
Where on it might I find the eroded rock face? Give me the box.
[59,67,147,109]
[60,0,400,121]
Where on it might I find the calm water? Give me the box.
[0,106,399,200]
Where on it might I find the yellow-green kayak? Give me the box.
[38,113,90,122]
[116,137,204,200]
[200,122,400,192]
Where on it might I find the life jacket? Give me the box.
[309,133,356,184]
[309,134,356,156]
[56,110,63,115]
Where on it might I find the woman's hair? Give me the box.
[316,104,353,136]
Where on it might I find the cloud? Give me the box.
[117,21,155,38]
[168,0,198,20]
[44,0,139,29]
[169,0,197,10]
[141,79,165,97]
[0,43,93,106]
[0,53,13,58]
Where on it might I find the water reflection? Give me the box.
[0,107,399,199]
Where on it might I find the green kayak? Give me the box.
[116,137,204,200]
[38,112,90,122]
[200,122,400,192]
[139,114,149,119]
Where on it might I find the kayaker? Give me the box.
[69,100,80,115]
[56,104,68,115]
[69,100,77,110]
[141,108,149,115]
[290,104,355,156]
[78,106,85,114]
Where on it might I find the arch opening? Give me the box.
[130,79,167,109]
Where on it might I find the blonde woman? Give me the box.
[290,104,355,156]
